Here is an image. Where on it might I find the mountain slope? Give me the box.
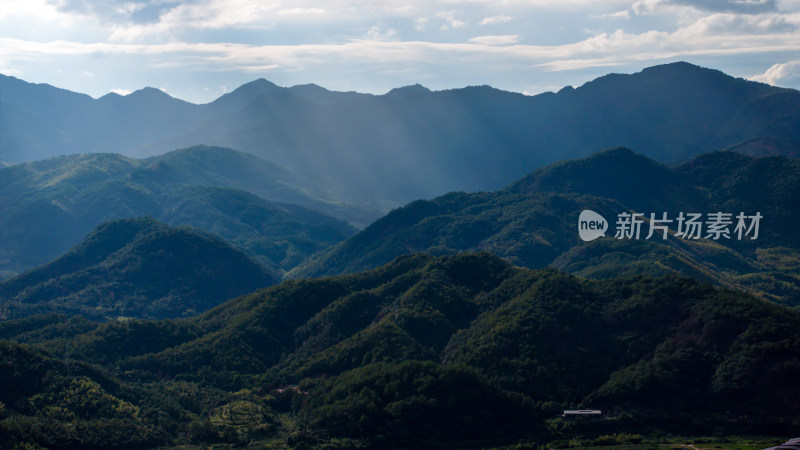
[2,253,798,447]
[0,146,358,278]
[290,148,800,306]
[290,191,626,277]
[0,217,278,320]
[0,336,281,448]
[509,147,800,247]
[506,147,705,212]
[0,339,172,448]
[158,185,357,272]
[132,145,376,223]
[2,62,799,211]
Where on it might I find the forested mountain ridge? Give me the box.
[0,253,797,448]
[2,62,798,211]
[0,217,278,320]
[0,145,358,279]
[291,148,800,306]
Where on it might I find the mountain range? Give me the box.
[291,148,800,306]
[0,145,357,278]
[1,62,800,448]
[2,62,799,211]
[0,253,797,448]
[4,143,799,308]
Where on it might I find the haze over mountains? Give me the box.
[0,145,356,278]
[2,62,799,212]
[4,143,798,316]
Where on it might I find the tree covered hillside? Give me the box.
[0,253,797,448]
[0,145,358,279]
[0,217,277,320]
[291,148,800,306]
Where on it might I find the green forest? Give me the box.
[1,253,798,448]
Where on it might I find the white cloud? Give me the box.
[632,0,667,15]
[436,0,627,4]
[107,0,284,41]
[672,0,777,13]
[469,35,519,45]
[2,11,799,76]
[633,0,778,15]
[0,0,63,21]
[479,15,512,25]
[111,88,131,95]
[679,12,799,35]
[436,10,467,30]
[276,7,327,16]
[750,60,800,85]
[116,3,146,16]
[591,10,632,19]
[366,26,398,40]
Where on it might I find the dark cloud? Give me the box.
[47,0,183,24]
[673,0,777,14]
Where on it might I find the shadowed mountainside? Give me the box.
[0,217,278,320]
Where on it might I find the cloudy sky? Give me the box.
[1,0,798,103]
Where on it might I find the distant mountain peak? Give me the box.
[574,61,743,94]
[582,146,664,166]
[643,60,702,72]
[385,84,431,96]
[677,149,754,171]
[288,83,332,97]
[208,78,283,109]
[590,146,637,157]
[527,146,666,175]
[227,78,281,97]
[98,91,124,100]
[638,61,733,80]
[495,147,718,222]
[290,82,327,91]
[128,86,174,99]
